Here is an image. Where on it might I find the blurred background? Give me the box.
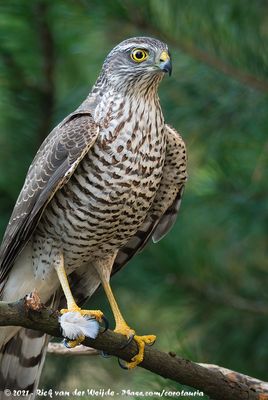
[0,0,267,399]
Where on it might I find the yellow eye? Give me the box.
[131,49,148,63]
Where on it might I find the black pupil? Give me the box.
[135,51,144,59]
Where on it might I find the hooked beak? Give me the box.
[158,50,172,76]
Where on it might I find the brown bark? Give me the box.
[0,297,267,400]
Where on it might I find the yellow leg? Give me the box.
[55,252,103,347]
[102,280,156,368]
[95,258,156,369]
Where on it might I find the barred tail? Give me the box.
[0,329,48,400]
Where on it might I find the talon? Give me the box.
[114,322,156,369]
[63,338,71,349]
[100,315,109,333]
[147,337,156,346]
[118,357,129,370]
[125,334,156,369]
[142,335,156,346]
[120,333,135,350]
[100,351,111,358]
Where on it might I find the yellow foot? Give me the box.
[64,335,85,348]
[60,306,104,322]
[126,334,156,369]
[115,324,156,369]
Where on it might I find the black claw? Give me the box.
[118,357,129,370]
[63,338,71,349]
[100,351,111,358]
[100,315,109,333]
[119,333,135,350]
[147,339,156,347]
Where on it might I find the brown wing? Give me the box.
[112,124,187,275]
[0,111,99,281]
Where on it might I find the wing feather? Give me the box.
[152,187,184,243]
[0,111,99,281]
[112,124,187,275]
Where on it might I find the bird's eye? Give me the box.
[131,49,148,63]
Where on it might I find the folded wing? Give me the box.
[0,112,99,282]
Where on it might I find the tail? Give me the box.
[0,242,60,400]
[0,329,49,400]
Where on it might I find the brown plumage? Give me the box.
[0,37,187,397]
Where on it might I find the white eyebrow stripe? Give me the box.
[118,44,145,51]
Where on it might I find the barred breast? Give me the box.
[33,92,166,276]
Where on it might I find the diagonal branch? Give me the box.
[47,342,98,356]
[47,343,268,395]
[0,297,267,400]
[199,364,268,395]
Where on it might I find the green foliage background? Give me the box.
[0,1,267,398]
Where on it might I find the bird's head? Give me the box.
[98,37,172,93]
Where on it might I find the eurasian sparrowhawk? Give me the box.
[0,37,187,396]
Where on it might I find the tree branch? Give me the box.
[0,297,267,400]
[199,364,268,395]
[47,343,268,396]
[47,342,98,356]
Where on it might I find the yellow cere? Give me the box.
[131,48,148,62]
[159,50,170,62]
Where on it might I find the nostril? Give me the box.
[160,57,170,63]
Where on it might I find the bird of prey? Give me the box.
[0,36,187,396]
